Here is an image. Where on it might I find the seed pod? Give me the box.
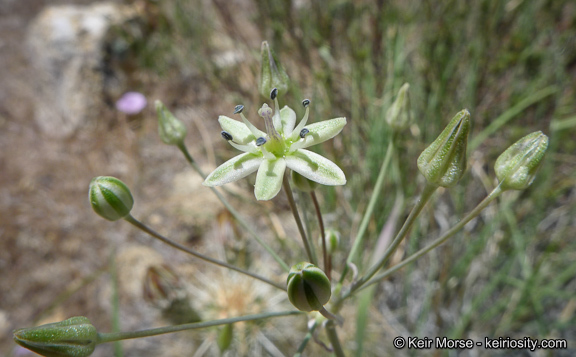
[13,316,98,357]
[495,131,549,191]
[417,109,471,187]
[286,262,331,312]
[89,176,134,221]
[259,41,290,99]
[156,100,187,146]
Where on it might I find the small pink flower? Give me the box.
[116,92,147,115]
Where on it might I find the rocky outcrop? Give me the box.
[26,3,139,137]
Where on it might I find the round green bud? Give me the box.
[287,262,331,312]
[89,176,134,221]
[13,316,97,357]
[291,171,318,192]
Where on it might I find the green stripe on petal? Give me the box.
[289,117,346,151]
[203,153,263,186]
[286,149,346,186]
[218,116,265,144]
[254,158,286,200]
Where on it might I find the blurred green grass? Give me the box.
[120,0,576,354]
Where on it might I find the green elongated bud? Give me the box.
[217,324,234,353]
[259,41,290,99]
[417,109,471,187]
[13,316,98,357]
[89,176,134,221]
[286,262,331,312]
[322,229,340,254]
[291,170,318,192]
[156,100,187,145]
[495,131,549,190]
[386,83,411,130]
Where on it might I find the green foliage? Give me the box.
[18,0,575,355]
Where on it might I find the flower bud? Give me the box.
[156,100,187,146]
[417,109,471,187]
[286,262,331,312]
[13,316,98,357]
[321,229,340,254]
[217,324,234,353]
[495,131,549,190]
[89,176,134,221]
[291,171,318,192]
[386,83,411,130]
[259,41,290,99]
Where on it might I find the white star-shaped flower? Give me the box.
[203,91,346,200]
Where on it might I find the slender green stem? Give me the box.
[294,320,318,357]
[283,174,317,265]
[310,191,330,279]
[96,311,303,344]
[109,251,123,357]
[351,182,438,293]
[123,215,285,290]
[319,307,343,326]
[325,320,346,357]
[346,140,394,267]
[355,186,504,293]
[177,142,290,272]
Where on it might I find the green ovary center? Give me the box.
[264,137,287,157]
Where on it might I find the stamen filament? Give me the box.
[239,112,266,138]
[291,105,310,141]
[228,140,259,154]
[288,136,311,152]
[272,96,282,131]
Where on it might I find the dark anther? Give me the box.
[270,88,278,100]
[299,128,310,139]
[256,137,267,146]
[302,99,310,108]
[233,105,244,114]
[221,131,233,141]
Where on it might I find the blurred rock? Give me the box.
[26,3,139,137]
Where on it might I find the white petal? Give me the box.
[203,153,263,186]
[254,158,286,200]
[286,149,346,186]
[218,116,264,144]
[289,117,346,151]
[279,105,297,137]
